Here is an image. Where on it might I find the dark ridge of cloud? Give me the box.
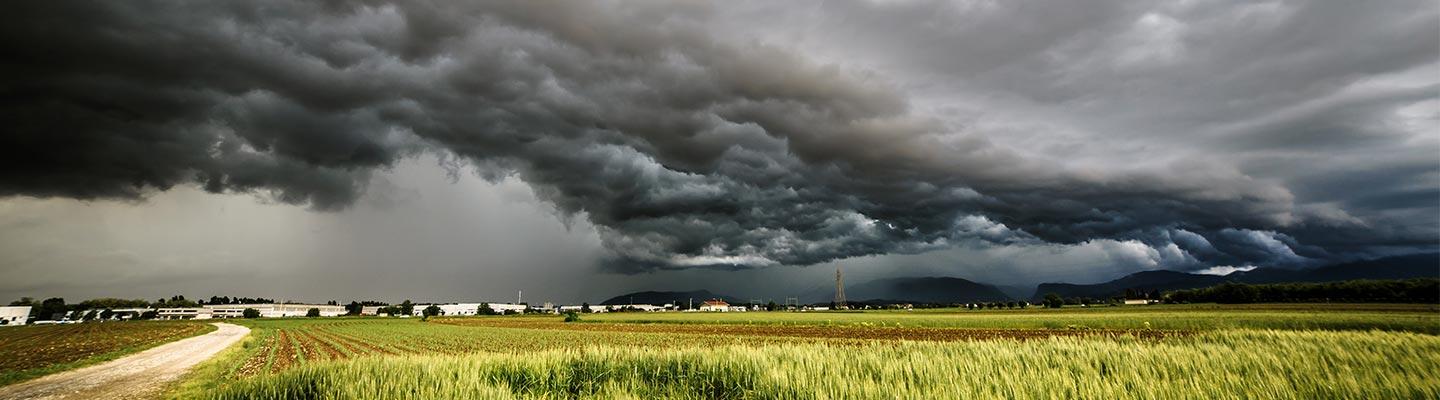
[0,1,1434,273]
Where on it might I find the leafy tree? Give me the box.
[242,308,261,318]
[422,305,441,320]
[36,298,67,321]
[80,298,151,310]
[306,308,321,317]
[9,297,34,306]
[563,311,581,322]
[140,310,158,320]
[400,300,415,316]
[477,303,496,315]
[581,302,592,313]
[1044,293,1064,309]
[766,301,779,311]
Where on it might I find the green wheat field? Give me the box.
[158,304,1439,399]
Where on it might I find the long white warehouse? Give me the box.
[157,304,346,319]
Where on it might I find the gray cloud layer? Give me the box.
[1,1,1435,274]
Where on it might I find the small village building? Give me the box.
[698,299,729,312]
[1123,299,1157,305]
[0,306,31,326]
[361,306,384,316]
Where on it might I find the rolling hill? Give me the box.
[1033,253,1439,300]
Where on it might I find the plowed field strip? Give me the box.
[268,330,296,373]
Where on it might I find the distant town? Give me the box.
[0,295,872,326]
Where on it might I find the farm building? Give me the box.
[1124,299,1158,305]
[0,306,31,326]
[698,299,729,312]
[361,306,384,315]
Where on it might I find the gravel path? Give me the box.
[0,323,249,400]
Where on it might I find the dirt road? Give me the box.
[0,323,249,400]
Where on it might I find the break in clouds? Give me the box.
[1,1,1436,274]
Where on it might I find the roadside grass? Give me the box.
[165,328,259,400]
[0,321,215,387]
[195,329,1440,399]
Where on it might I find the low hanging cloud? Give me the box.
[1,1,1435,273]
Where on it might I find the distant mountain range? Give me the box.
[845,277,1012,303]
[599,290,742,306]
[1033,253,1439,300]
[602,253,1439,306]
[605,277,1012,306]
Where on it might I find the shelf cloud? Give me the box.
[1,1,1435,276]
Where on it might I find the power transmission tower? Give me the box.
[835,266,847,309]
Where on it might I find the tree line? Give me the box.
[1164,278,1438,304]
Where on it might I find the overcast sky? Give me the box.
[1,1,1436,304]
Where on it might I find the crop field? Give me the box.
[435,318,1185,341]
[192,318,856,379]
[167,304,1440,399]
[584,303,1440,333]
[0,321,213,386]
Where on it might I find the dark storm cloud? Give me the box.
[1,1,1434,273]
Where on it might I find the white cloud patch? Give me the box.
[1193,265,1257,276]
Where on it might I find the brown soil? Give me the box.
[267,330,296,373]
[0,323,248,400]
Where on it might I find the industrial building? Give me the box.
[0,306,31,326]
[157,304,346,320]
